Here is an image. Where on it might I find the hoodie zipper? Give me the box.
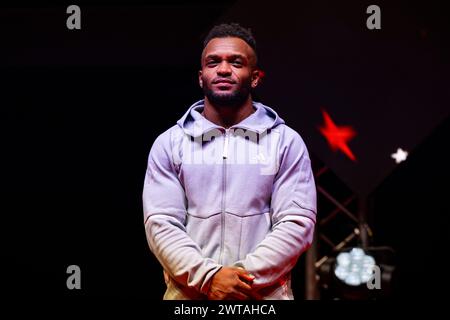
[219,128,229,264]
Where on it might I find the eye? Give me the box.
[206,61,218,68]
[232,61,243,67]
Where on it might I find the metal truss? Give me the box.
[305,160,373,299]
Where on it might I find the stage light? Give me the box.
[334,248,376,286]
[318,246,396,300]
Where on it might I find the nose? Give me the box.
[217,61,232,76]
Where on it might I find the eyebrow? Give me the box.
[205,54,247,61]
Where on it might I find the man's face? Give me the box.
[199,37,260,108]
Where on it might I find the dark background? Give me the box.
[1,0,449,302]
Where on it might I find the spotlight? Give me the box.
[334,248,376,286]
[318,246,396,300]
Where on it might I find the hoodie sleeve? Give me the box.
[234,130,317,289]
[143,130,222,295]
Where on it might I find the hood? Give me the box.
[176,99,285,137]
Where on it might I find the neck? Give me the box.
[202,96,255,128]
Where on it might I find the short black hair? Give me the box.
[203,23,257,54]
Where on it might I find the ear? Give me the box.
[198,70,203,88]
[251,69,262,89]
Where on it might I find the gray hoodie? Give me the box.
[143,99,317,299]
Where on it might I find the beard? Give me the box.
[203,80,251,108]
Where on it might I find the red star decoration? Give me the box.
[319,110,357,161]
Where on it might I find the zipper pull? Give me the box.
[222,129,229,159]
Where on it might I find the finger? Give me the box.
[238,272,256,283]
[208,290,226,300]
[229,289,250,300]
[234,267,256,282]
[236,279,252,292]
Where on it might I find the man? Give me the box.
[143,23,317,300]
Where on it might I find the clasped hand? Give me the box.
[207,266,255,300]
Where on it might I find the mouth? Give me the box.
[213,79,235,90]
[214,82,233,88]
[213,79,235,85]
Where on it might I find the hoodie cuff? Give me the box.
[200,265,223,296]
